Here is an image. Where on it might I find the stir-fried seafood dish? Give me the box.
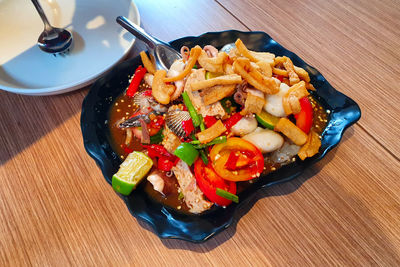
[108,39,328,214]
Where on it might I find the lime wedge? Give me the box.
[112,151,153,195]
[256,110,280,130]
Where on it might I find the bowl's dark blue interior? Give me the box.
[81,30,361,243]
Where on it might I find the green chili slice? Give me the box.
[216,188,239,203]
[174,142,199,166]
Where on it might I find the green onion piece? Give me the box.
[178,191,184,200]
[193,136,227,149]
[192,64,198,69]
[208,135,227,145]
[150,130,164,144]
[174,142,199,166]
[182,91,200,127]
[199,115,206,131]
[199,149,209,165]
[216,188,239,203]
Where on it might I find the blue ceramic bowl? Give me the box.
[81,30,361,243]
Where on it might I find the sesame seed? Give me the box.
[115,103,118,106]
[117,109,121,112]
[271,167,276,171]
[121,99,124,103]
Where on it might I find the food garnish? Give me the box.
[108,38,328,213]
[112,151,153,195]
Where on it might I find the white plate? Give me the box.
[0,0,140,95]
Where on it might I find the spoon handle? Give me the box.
[116,16,162,51]
[31,0,52,30]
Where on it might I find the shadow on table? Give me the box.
[0,0,140,166]
[0,89,85,166]
[135,127,399,262]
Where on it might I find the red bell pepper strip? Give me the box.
[142,144,175,161]
[203,116,217,128]
[157,157,174,171]
[223,112,243,131]
[275,75,284,82]
[182,119,195,136]
[142,144,179,171]
[148,115,165,136]
[122,144,134,154]
[126,65,147,97]
[142,90,152,96]
[295,97,313,134]
[225,151,239,171]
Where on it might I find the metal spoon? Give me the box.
[31,0,73,54]
[116,16,181,70]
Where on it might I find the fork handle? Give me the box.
[116,16,161,51]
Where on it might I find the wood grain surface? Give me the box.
[1,0,399,266]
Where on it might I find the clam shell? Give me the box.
[132,91,149,108]
[133,91,167,113]
[165,109,191,137]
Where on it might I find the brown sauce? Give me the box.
[108,88,328,212]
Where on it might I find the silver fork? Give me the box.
[116,16,181,70]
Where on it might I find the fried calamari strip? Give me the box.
[152,70,175,104]
[277,56,300,85]
[196,120,227,143]
[164,45,202,82]
[240,93,266,115]
[191,74,242,91]
[298,130,321,160]
[235,39,275,66]
[198,50,229,73]
[235,39,258,62]
[272,67,288,76]
[233,57,279,94]
[201,84,236,106]
[282,81,309,115]
[255,61,272,77]
[274,118,308,146]
[140,51,156,74]
[306,82,316,91]
[294,66,310,83]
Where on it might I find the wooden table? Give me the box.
[1,0,399,265]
